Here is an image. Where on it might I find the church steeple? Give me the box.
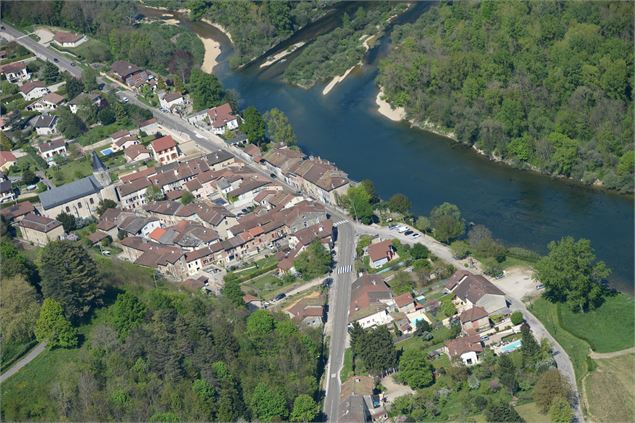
[91,152,111,187]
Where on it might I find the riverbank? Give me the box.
[375,87,406,121]
[197,34,221,73]
[322,64,359,95]
[201,18,233,44]
[259,42,305,69]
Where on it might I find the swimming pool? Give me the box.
[500,339,522,353]
[101,148,113,156]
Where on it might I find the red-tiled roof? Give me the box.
[207,103,237,128]
[367,239,393,262]
[150,135,176,153]
[445,335,483,358]
[459,306,489,323]
[394,292,413,308]
[54,31,83,44]
[0,151,17,166]
[20,81,46,94]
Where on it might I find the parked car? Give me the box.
[102,250,111,256]
[410,233,421,239]
[404,230,414,236]
[388,225,398,230]
[53,58,59,63]
[322,277,333,287]
[397,226,408,233]
[536,284,544,290]
[273,293,286,302]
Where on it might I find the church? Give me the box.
[38,152,119,219]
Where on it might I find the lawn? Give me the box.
[515,402,549,423]
[241,272,299,301]
[76,122,130,146]
[528,297,590,381]
[0,339,37,372]
[229,256,279,283]
[45,156,92,185]
[55,38,111,63]
[584,353,635,423]
[341,348,354,381]
[558,293,634,353]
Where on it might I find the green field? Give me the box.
[45,156,92,185]
[0,340,37,372]
[559,294,635,353]
[529,297,591,381]
[341,348,354,381]
[515,402,550,423]
[584,353,635,423]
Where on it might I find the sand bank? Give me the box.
[259,42,305,69]
[375,87,406,121]
[197,35,222,73]
[201,19,233,44]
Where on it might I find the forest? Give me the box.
[0,238,323,422]
[378,1,634,192]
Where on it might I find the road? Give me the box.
[0,342,47,384]
[323,222,355,422]
[0,22,81,78]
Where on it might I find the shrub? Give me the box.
[511,311,524,325]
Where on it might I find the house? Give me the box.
[289,157,350,205]
[28,92,65,112]
[37,138,66,161]
[126,70,150,90]
[52,31,87,48]
[1,61,30,82]
[124,144,151,163]
[159,92,185,110]
[38,153,118,218]
[349,274,394,329]
[69,92,103,114]
[0,151,17,172]
[1,200,35,222]
[20,81,49,101]
[338,376,382,423]
[243,294,265,311]
[0,179,15,203]
[112,135,139,152]
[18,213,64,246]
[207,103,239,134]
[394,292,416,314]
[118,215,161,237]
[111,60,143,82]
[446,270,509,315]
[34,115,58,136]
[139,117,160,135]
[120,236,188,280]
[286,295,325,327]
[367,239,396,268]
[444,334,484,366]
[150,135,180,165]
[459,306,491,334]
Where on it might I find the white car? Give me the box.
[397,226,408,233]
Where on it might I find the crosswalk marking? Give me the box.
[333,219,348,227]
[336,264,352,274]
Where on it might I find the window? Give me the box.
[89,198,94,205]
[77,202,82,209]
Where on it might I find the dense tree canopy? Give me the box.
[379,1,634,192]
[293,241,333,281]
[0,276,40,345]
[240,107,266,144]
[429,202,465,243]
[339,184,374,224]
[264,108,297,146]
[398,349,434,389]
[188,69,227,111]
[35,298,78,348]
[350,323,399,376]
[535,236,610,311]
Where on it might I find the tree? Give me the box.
[112,292,146,338]
[81,67,98,92]
[450,240,470,259]
[40,241,104,321]
[65,76,84,100]
[441,297,457,317]
[414,318,432,337]
[340,184,374,223]
[55,212,76,232]
[535,237,610,311]
[98,107,116,125]
[293,241,333,280]
[145,185,164,202]
[181,191,194,205]
[429,202,465,243]
[482,257,504,278]
[387,193,411,215]
[113,101,128,124]
[249,383,288,422]
[0,276,40,345]
[290,394,319,422]
[415,216,431,233]
[57,107,87,139]
[188,69,225,110]
[410,243,429,259]
[549,396,573,423]
[399,349,434,389]
[510,311,524,325]
[484,401,525,423]
[96,199,117,217]
[351,325,399,376]
[520,323,540,368]
[222,274,244,307]
[360,179,379,204]
[240,107,266,144]
[35,298,78,348]
[21,169,38,185]
[43,61,59,84]
[264,108,297,145]
[497,354,518,393]
[0,240,36,281]
[389,271,415,295]
[533,369,571,412]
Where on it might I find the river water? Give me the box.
[140,6,634,294]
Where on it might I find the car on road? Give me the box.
[70,62,75,66]
[0,26,5,30]
[269,173,277,178]
[480,335,489,342]
[273,293,286,302]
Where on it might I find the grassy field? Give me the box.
[583,353,635,423]
[77,122,130,146]
[45,156,92,185]
[529,297,591,381]
[559,293,634,353]
[341,348,354,381]
[0,340,37,372]
[515,402,550,423]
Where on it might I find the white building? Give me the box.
[20,81,49,101]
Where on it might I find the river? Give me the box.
[140,5,634,294]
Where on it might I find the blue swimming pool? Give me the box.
[500,339,522,353]
[101,148,113,156]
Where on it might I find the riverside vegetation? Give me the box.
[378,1,634,192]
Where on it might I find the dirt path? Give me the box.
[0,342,47,384]
[589,346,635,359]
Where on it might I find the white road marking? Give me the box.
[333,219,348,227]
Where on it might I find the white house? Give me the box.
[444,335,484,366]
[20,81,49,101]
[159,92,185,110]
[1,61,30,82]
[34,115,58,136]
[207,103,239,134]
[37,138,66,161]
[28,92,65,112]
[52,31,87,48]
[349,274,395,329]
[446,271,509,315]
[124,144,151,163]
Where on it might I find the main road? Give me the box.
[0,22,82,78]
[323,222,355,421]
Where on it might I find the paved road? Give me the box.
[0,22,81,78]
[323,222,355,421]
[0,342,47,384]
[35,171,55,189]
